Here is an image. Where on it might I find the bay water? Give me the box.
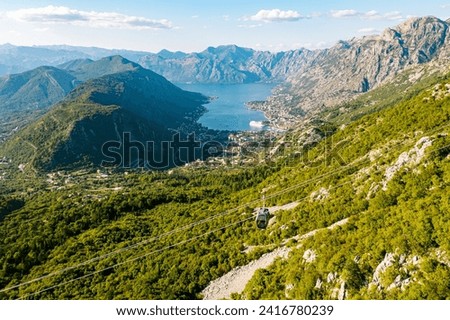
[177,83,275,131]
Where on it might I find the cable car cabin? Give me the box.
[256,208,270,229]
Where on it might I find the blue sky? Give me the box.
[1,1,450,52]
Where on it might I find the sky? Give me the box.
[0,0,450,53]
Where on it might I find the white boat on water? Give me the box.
[249,120,264,128]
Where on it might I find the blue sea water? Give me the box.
[177,83,275,131]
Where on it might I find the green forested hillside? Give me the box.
[0,70,450,300]
[0,65,208,171]
[0,55,181,145]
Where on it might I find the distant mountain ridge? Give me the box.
[139,45,316,83]
[0,43,316,84]
[0,44,150,76]
[2,16,449,91]
[0,55,145,115]
[2,16,450,134]
[257,16,450,126]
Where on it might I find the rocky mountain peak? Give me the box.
[258,16,450,127]
[379,28,402,42]
[336,40,352,49]
[396,16,446,34]
[138,45,318,84]
[157,49,187,59]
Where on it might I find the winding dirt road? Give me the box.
[201,201,349,300]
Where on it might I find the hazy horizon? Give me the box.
[0,1,449,52]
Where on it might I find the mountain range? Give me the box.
[0,42,317,85]
[1,46,450,299]
[139,45,316,83]
[2,16,450,169]
[0,56,156,143]
[2,17,449,120]
[0,43,150,76]
[1,15,450,301]
[276,16,450,116]
[0,57,208,170]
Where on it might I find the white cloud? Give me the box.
[331,9,403,21]
[363,10,381,19]
[365,10,379,17]
[248,9,303,22]
[6,5,173,30]
[331,9,359,18]
[362,10,403,21]
[358,27,380,34]
[384,11,403,21]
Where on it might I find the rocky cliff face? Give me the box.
[280,16,450,116]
